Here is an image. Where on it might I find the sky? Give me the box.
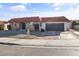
[0,3,79,21]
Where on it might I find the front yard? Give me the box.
[0,30,79,40]
[0,30,60,40]
[8,31,60,40]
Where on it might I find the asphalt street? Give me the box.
[0,44,79,56]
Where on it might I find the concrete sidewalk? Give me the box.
[70,30,79,36]
[0,37,79,47]
[9,39,79,46]
[60,31,79,40]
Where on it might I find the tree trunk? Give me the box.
[27,23,30,35]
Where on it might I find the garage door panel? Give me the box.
[46,23,64,31]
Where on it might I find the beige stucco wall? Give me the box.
[11,23,16,30]
[64,22,71,31]
[40,22,46,31]
[10,22,19,30]
[4,24,8,30]
[25,22,34,31]
[15,23,19,30]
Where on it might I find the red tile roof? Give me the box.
[42,16,70,22]
[8,17,41,23]
[0,21,7,25]
[8,16,70,23]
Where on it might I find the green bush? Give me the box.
[72,21,79,28]
[0,25,4,30]
[7,25,11,30]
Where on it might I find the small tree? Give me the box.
[27,23,30,35]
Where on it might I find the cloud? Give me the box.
[48,3,65,11]
[32,8,40,13]
[20,3,31,6]
[10,5,27,12]
[53,3,65,7]
[0,5,3,8]
[32,4,79,20]
[61,6,79,19]
[48,3,65,8]
[41,3,79,20]
[8,3,79,20]
[76,4,79,8]
[54,7,60,11]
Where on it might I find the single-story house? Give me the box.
[8,16,71,31]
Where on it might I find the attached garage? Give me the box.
[42,16,70,31]
[46,23,64,31]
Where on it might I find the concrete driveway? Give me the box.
[60,31,79,40]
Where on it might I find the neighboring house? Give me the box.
[70,20,79,30]
[8,16,71,31]
[0,21,7,30]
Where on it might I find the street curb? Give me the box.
[0,42,21,46]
